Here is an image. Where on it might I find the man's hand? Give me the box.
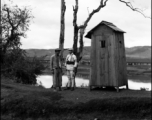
[51,69,54,74]
[73,67,77,73]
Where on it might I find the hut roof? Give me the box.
[85,21,126,39]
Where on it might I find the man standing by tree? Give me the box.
[50,49,62,91]
[65,48,77,91]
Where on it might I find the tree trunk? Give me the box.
[73,25,79,56]
[78,29,84,62]
[59,0,66,63]
[73,0,79,56]
[77,0,110,63]
[72,0,109,76]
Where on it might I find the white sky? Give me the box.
[2,0,151,49]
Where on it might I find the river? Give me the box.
[36,75,151,91]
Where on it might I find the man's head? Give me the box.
[68,48,73,54]
[55,48,61,56]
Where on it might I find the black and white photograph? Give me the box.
[1,0,151,120]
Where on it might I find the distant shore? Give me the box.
[42,64,151,83]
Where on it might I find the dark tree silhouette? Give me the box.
[1,3,46,84]
[1,3,33,62]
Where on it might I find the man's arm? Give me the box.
[74,55,78,68]
[59,56,62,68]
[65,55,68,67]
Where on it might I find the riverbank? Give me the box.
[1,77,151,120]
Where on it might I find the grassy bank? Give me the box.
[1,78,151,120]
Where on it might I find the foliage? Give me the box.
[1,49,46,84]
[1,3,33,63]
[1,3,46,84]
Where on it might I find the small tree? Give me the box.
[1,3,46,84]
[1,3,33,63]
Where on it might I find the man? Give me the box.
[50,48,62,91]
[65,48,77,91]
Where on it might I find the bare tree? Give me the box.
[73,0,109,63]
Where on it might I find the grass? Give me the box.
[1,77,151,120]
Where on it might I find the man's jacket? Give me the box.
[50,54,62,70]
[65,53,77,70]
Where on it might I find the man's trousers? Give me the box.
[66,70,75,87]
[52,68,62,88]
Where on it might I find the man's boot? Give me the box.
[59,87,62,91]
[64,87,70,90]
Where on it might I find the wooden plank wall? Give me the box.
[113,33,119,87]
[109,33,117,86]
[90,35,97,86]
[100,35,106,86]
[96,26,113,86]
[121,34,128,86]
[115,32,127,86]
[104,34,109,86]
[96,36,102,85]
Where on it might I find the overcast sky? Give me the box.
[2,0,151,49]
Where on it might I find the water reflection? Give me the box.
[36,75,89,88]
[127,80,151,91]
[36,75,151,91]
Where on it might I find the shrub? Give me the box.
[1,49,46,84]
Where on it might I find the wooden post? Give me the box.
[59,0,66,63]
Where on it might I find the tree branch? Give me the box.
[77,0,109,61]
[103,0,109,7]
[119,0,151,19]
[73,0,79,27]
[78,0,108,29]
[4,8,14,28]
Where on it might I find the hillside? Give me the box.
[25,46,151,60]
[125,46,151,58]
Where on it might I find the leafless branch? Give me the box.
[79,0,109,29]
[103,0,109,7]
[119,0,151,19]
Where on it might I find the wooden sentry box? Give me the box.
[85,21,128,92]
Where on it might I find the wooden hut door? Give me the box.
[98,34,109,85]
